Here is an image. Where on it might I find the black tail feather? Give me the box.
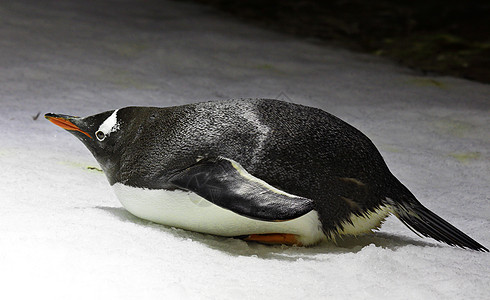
[387,196,488,252]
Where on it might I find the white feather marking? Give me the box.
[241,109,270,163]
[333,206,393,238]
[225,157,299,198]
[98,109,120,136]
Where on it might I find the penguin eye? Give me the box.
[95,131,106,141]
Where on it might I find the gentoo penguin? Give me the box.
[45,99,487,251]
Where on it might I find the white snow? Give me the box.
[0,0,488,299]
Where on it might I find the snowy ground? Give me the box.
[0,0,489,299]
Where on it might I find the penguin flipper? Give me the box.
[168,157,314,221]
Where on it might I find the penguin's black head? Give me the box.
[45,108,134,181]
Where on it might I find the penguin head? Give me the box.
[45,109,132,180]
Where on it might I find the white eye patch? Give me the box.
[96,109,120,140]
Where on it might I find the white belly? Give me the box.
[112,183,326,245]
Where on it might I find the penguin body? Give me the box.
[45,99,487,251]
[113,181,326,245]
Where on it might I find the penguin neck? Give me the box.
[93,154,120,185]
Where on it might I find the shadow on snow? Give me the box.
[96,205,438,260]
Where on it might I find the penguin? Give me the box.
[45,99,488,251]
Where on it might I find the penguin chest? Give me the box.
[111,183,325,245]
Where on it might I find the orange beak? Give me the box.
[45,113,92,139]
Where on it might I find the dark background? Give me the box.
[189,0,490,84]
